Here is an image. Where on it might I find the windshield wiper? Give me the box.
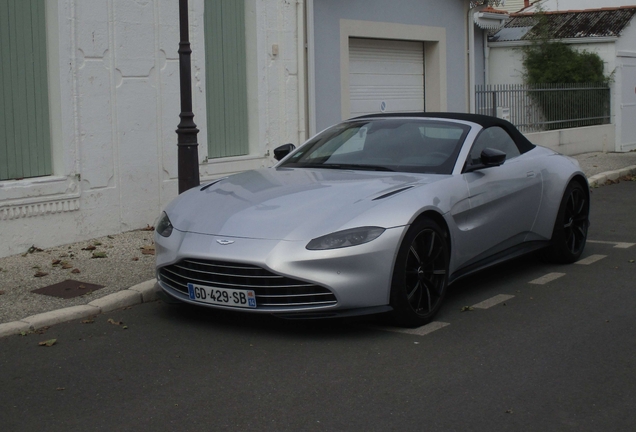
[300,163,394,172]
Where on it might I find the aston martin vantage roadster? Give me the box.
[155,113,589,327]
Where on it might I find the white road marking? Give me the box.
[375,321,450,336]
[472,294,515,309]
[529,272,566,285]
[575,254,607,265]
[587,240,635,249]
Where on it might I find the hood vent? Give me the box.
[373,186,414,201]
[200,177,228,191]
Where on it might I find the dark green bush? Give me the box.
[520,14,611,130]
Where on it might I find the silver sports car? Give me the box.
[155,113,589,327]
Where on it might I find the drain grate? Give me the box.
[31,279,105,299]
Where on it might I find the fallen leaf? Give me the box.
[123,326,128,330]
[107,235,115,239]
[34,271,49,278]
[78,285,86,289]
[28,245,43,254]
[131,257,139,261]
[92,252,107,259]
[71,268,81,274]
[140,245,155,255]
[629,260,634,263]
[141,225,155,231]
[505,409,513,414]
[82,245,96,251]
[35,326,50,335]
[107,318,123,326]
[52,259,61,265]
[59,253,68,258]
[81,319,94,324]
[460,306,474,312]
[61,262,73,269]
[38,339,57,347]
[93,242,102,246]
[56,387,65,391]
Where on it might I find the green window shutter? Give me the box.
[204,0,249,158]
[0,0,51,181]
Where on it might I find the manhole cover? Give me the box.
[31,279,105,299]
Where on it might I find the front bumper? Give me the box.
[155,226,407,314]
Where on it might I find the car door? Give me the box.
[454,126,542,268]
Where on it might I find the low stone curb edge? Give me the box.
[0,278,158,339]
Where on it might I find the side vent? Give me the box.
[373,186,414,201]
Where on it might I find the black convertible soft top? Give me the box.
[353,112,536,154]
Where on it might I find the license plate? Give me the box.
[187,283,257,308]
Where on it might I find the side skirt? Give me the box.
[449,241,550,285]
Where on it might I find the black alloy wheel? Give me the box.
[543,181,589,263]
[391,218,449,327]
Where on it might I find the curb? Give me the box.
[0,279,158,339]
[587,165,636,187]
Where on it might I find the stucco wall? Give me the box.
[488,40,618,85]
[525,124,615,155]
[527,0,636,12]
[0,0,304,258]
[311,0,468,132]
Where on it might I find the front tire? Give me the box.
[543,181,589,263]
[390,218,449,327]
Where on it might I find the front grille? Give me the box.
[158,258,337,308]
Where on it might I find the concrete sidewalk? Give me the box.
[2,151,636,338]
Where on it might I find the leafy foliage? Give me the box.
[521,12,610,85]
[519,11,611,130]
[523,41,607,84]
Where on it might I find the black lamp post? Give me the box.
[177,0,200,193]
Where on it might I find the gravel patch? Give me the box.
[0,230,156,324]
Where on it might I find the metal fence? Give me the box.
[475,83,611,133]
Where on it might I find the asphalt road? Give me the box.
[1,181,635,432]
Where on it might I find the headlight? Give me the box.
[155,212,173,237]
[306,227,385,250]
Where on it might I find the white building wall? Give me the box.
[526,0,636,12]
[494,0,526,13]
[488,40,618,85]
[0,0,304,258]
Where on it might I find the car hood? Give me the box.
[166,168,445,241]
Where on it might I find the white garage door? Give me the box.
[349,38,424,117]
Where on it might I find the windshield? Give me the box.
[279,119,470,174]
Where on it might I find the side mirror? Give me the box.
[481,148,506,167]
[464,148,506,173]
[273,143,296,161]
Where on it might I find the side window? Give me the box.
[469,126,520,163]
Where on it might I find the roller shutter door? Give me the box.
[349,38,424,117]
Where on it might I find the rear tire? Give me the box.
[543,181,589,264]
[390,218,449,327]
